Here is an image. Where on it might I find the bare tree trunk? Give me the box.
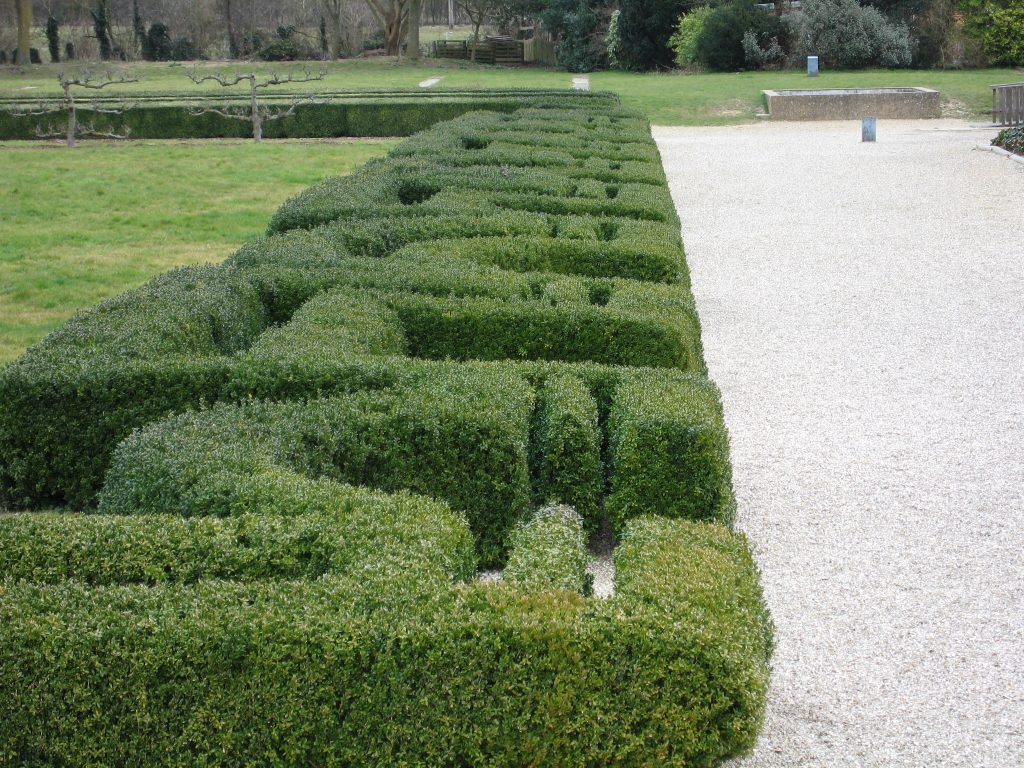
[223,0,239,59]
[249,79,262,142]
[385,16,403,55]
[16,0,33,64]
[407,0,422,60]
[470,19,482,62]
[405,0,421,60]
[67,101,77,148]
[331,6,343,58]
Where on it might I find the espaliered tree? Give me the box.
[186,68,326,142]
[14,71,138,148]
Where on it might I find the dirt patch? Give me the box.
[712,98,755,118]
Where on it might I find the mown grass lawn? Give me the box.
[0,138,395,364]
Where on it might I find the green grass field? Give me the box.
[2,58,1017,124]
[0,138,395,363]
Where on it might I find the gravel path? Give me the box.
[654,120,1024,767]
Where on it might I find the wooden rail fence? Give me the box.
[992,82,1024,127]
[433,37,524,65]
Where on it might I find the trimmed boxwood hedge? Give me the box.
[0,486,476,586]
[531,376,603,529]
[0,517,770,767]
[0,99,772,765]
[503,504,591,593]
[607,372,736,529]
[98,368,534,567]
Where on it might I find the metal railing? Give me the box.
[992,82,1024,126]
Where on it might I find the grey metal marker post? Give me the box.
[862,116,877,142]
[807,56,819,77]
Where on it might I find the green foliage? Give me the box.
[170,36,199,61]
[993,125,1024,155]
[403,236,684,284]
[147,23,174,61]
[504,504,591,592]
[607,372,735,530]
[0,517,770,767]
[97,371,534,567]
[0,487,475,585]
[0,265,264,508]
[978,1,1024,65]
[542,0,611,72]
[259,38,301,61]
[91,0,113,61]
[45,16,60,63]
[616,0,692,70]
[531,377,603,529]
[792,0,914,68]
[669,6,714,68]
[0,91,619,142]
[697,0,787,71]
[605,9,624,67]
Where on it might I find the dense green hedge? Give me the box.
[0,486,475,585]
[0,100,772,765]
[0,89,620,141]
[98,368,533,567]
[0,517,770,767]
[503,504,591,593]
[608,372,736,530]
[0,264,263,508]
[531,376,603,529]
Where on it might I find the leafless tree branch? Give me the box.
[78,122,133,140]
[186,104,251,121]
[186,70,249,88]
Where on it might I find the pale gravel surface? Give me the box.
[653,120,1024,767]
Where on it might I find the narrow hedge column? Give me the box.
[531,374,603,531]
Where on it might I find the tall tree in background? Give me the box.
[321,0,346,58]
[133,0,152,60]
[615,0,688,70]
[365,0,412,55]
[458,0,495,60]
[15,0,33,64]
[542,0,612,71]
[91,0,113,61]
[221,0,240,58]
[407,0,422,59]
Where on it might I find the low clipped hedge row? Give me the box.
[268,110,673,233]
[0,485,476,586]
[0,99,772,765]
[98,369,534,567]
[531,376,603,530]
[0,90,619,140]
[0,517,771,767]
